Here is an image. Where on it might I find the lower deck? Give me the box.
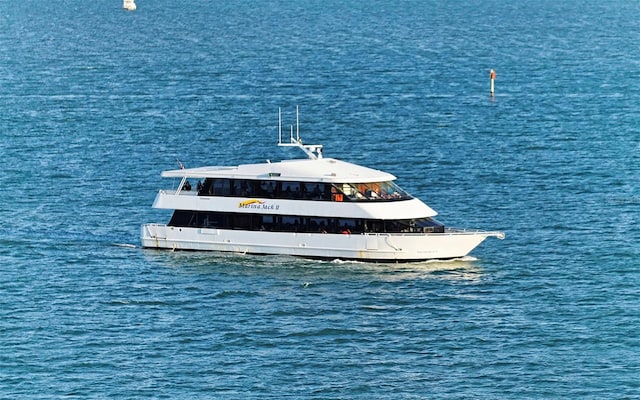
[168,210,445,234]
[141,224,503,262]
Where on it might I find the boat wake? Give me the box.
[113,243,138,249]
[326,255,478,265]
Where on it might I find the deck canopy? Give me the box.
[161,158,396,184]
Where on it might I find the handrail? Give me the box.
[143,223,504,239]
[365,230,505,239]
[445,227,506,239]
[159,189,198,196]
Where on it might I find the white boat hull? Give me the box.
[141,224,503,262]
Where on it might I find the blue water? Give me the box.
[1,0,639,398]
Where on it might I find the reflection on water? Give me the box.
[141,248,486,283]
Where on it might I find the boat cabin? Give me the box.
[192,177,413,202]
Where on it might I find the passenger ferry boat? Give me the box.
[141,109,504,262]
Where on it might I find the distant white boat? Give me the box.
[123,0,136,11]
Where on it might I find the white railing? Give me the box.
[364,229,505,239]
[159,189,198,196]
[445,228,505,239]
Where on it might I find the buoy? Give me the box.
[489,69,496,95]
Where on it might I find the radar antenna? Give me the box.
[277,106,323,160]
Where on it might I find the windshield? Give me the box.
[336,181,412,201]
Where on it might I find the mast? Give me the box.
[277,106,323,160]
[278,107,282,144]
[296,105,300,143]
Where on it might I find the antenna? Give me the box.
[278,107,282,144]
[277,106,323,160]
[296,105,300,142]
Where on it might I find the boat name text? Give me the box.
[238,199,280,211]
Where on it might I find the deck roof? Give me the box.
[161,157,396,183]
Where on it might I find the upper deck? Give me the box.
[161,157,395,185]
[154,109,436,218]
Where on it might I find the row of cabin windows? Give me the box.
[191,178,412,202]
[168,211,445,234]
